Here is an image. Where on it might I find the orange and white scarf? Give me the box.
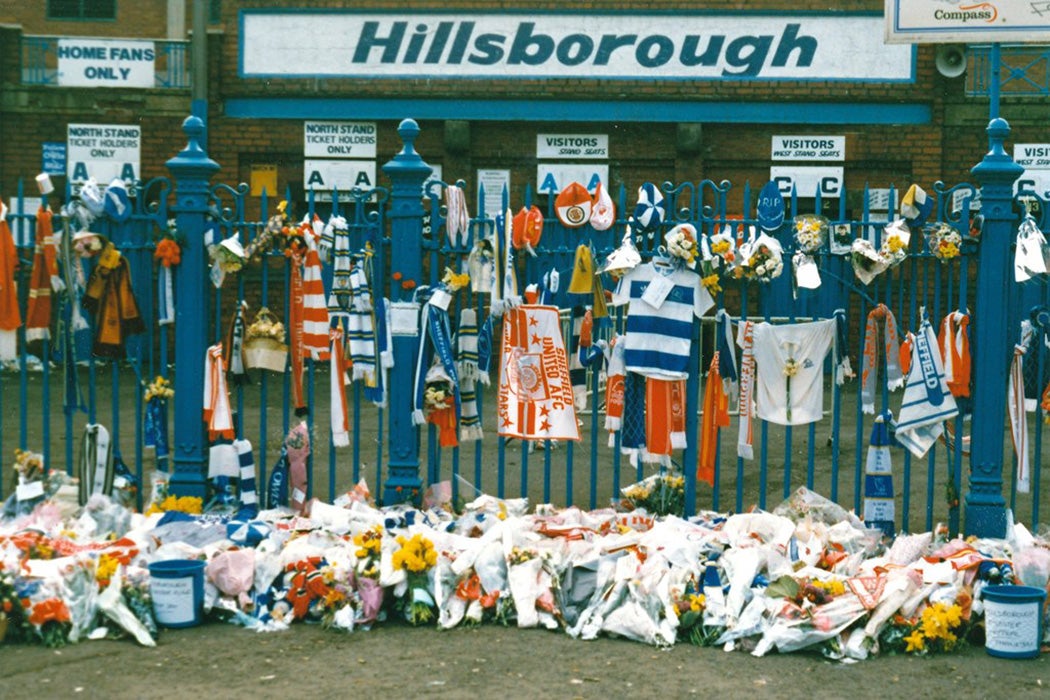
[939,310,971,398]
[330,327,350,447]
[203,343,234,441]
[26,206,58,342]
[699,352,730,487]
[860,304,904,414]
[301,231,330,361]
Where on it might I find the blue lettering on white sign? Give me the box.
[351,21,816,78]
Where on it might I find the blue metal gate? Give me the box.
[3,116,1047,537]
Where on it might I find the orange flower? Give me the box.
[30,598,71,626]
[153,238,182,267]
[2,600,11,613]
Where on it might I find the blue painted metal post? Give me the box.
[965,117,1024,537]
[165,115,220,498]
[381,119,432,505]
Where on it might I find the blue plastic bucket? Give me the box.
[148,559,206,628]
[982,584,1046,659]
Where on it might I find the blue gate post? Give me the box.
[381,119,432,505]
[165,115,220,498]
[965,116,1024,537]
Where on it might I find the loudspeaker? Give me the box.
[444,120,470,154]
[935,45,967,78]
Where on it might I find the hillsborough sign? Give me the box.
[241,12,913,81]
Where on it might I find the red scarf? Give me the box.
[330,327,350,447]
[25,207,57,342]
[645,378,686,461]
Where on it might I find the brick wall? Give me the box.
[0,0,1047,211]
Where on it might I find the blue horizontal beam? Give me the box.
[225,98,930,124]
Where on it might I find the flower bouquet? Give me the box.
[878,600,969,655]
[733,232,784,283]
[792,214,828,254]
[671,576,718,646]
[28,597,72,648]
[621,472,686,517]
[0,569,31,643]
[243,307,288,373]
[352,525,385,626]
[208,234,245,288]
[664,223,699,270]
[924,223,962,263]
[391,533,438,625]
[849,238,890,286]
[506,546,559,630]
[880,219,911,268]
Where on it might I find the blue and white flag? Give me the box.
[893,317,958,457]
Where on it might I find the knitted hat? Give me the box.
[590,182,616,231]
[511,205,544,250]
[103,178,131,223]
[901,184,933,226]
[555,182,592,228]
[633,183,664,233]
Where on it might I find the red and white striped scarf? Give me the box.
[0,204,21,361]
[330,327,350,448]
[203,343,234,441]
[26,206,58,342]
[736,320,755,460]
[301,237,330,361]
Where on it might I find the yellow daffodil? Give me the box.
[904,628,925,653]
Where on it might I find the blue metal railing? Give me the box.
[20,35,190,88]
[968,44,1050,98]
[1,171,1045,535]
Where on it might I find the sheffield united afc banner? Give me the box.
[498,305,580,441]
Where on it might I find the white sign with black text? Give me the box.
[771,135,845,161]
[770,166,843,199]
[303,121,378,159]
[66,124,141,184]
[477,169,511,215]
[1014,144,1050,197]
[536,134,609,160]
[56,39,155,88]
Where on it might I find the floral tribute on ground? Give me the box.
[2,464,1048,659]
